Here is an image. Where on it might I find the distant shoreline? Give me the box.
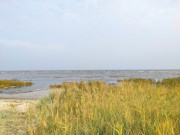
[0,69,180,72]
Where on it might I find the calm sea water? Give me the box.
[0,70,180,94]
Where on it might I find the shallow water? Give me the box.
[0,70,180,94]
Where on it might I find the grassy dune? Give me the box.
[26,78,180,135]
[0,80,32,89]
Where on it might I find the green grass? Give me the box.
[26,78,180,135]
[0,80,32,89]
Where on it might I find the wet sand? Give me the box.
[0,89,51,100]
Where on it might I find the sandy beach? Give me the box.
[0,99,34,135]
[0,99,34,112]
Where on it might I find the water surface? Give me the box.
[0,70,180,94]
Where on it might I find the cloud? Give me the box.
[85,0,103,7]
[0,39,65,51]
[0,0,179,70]
[174,2,180,36]
[0,39,34,48]
[62,11,78,18]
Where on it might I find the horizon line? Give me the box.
[0,69,180,72]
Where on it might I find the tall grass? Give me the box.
[27,78,180,135]
[0,80,32,88]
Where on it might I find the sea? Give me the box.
[0,70,180,94]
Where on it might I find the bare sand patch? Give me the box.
[0,99,35,135]
[0,99,34,113]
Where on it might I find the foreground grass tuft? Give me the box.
[0,80,32,89]
[27,78,180,135]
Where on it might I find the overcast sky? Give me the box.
[0,0,180,70]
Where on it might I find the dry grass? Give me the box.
[26,78,180,135]
[0,100,34,135]
[0,110,27,135]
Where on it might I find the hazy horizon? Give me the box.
[0,0,180,70]
[1,69,180,71]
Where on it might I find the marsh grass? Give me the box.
[27,78,180,135]
[0,80,32,89]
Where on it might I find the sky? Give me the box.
[0,0,180,70]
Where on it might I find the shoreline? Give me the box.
[0,89,51,100]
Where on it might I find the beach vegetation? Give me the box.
[26,78,180,135]
[0,80,32,89]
